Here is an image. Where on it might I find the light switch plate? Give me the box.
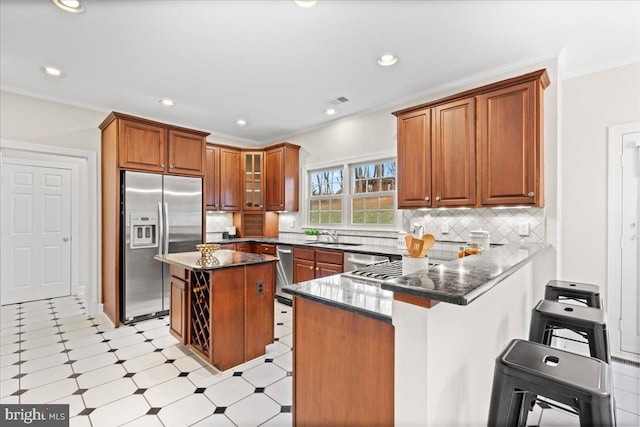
[441,220,450,234]
[518,221,530,236]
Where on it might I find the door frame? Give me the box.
[0,139,99,315]
[607,121,640,362]
[1,158,78,302]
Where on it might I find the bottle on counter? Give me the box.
[458,242,482,258]
[468,230,491,251]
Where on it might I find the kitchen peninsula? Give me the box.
[285,242,551,426]
[155,249,277,371]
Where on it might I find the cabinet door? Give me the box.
[235,242,252,252]
[257,244,277,256]
[477,81,539,206]
[168,130,205,176]
[118,119,166,172]
[433,98,476,207]
[397,109,432,208]
[293,258,315,283]
[169,276,187,344]
[243,152,264,210]
[211,266,245,371]
[205,145,220,209]
[219,148,242,211]
[245,263,275,361]
[316,262,343,278]
[265,147,284,211]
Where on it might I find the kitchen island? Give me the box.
[155,250,277,371]
[285,242,551,426]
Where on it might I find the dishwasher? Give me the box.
[275,245,293,305]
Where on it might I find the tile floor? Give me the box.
[1,295,638,426]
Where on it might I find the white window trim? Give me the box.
[303,150,402,231]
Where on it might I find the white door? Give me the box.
[620,130,640,354]
[1,162,72,304]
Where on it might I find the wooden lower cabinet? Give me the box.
[245,263,275,361]
[293,247,343,283]
[211,267,246,370]
[293,297,394,426]
[169,275,188,344]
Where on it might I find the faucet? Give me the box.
[321,229,339,243]
[413,223,425,237]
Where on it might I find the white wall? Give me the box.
[559,62,640,302]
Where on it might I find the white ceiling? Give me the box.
[1,1,639,145]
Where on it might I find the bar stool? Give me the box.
[529,299,610,363]
[488,339,615,427]
[545,280,602,309]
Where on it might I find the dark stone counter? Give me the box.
[154,250,277,271]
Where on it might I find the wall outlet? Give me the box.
[518,221,530,236]
[256,281,265,295]
[441,220,450,234]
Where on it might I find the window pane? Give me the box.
[331,198,342,210]
[320,212,330,223]
[352,198,364,210]
[365,212,378,224]
[310,212,319,224]
[320,199,330,210]
[380,211,395,224]
[353,179,366,194]
[330,212,342,223]
[367,179,380,192]
[384,162,396,177]
[352,211,364,224]
[365,197,378,210]
[379,196,394,209]
[310,200,319,211]
[381,178,395,191]
[312,185,320,196]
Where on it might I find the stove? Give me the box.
[342,259,438,283]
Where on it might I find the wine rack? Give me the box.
[190,271,211,358]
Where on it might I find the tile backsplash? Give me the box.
[207,207,545,247]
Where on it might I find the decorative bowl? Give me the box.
[196,243,221,266]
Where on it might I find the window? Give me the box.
[351,161,396,225]
[307,159,397,228]
[309,168,344,225]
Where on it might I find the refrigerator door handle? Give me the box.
[163,202,170,255]
[157,202,164,256]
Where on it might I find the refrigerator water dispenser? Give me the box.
[130,213,158,249]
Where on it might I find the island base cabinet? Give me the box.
[293,297,394,426]
[211,266,245,371]
[169,276,187,344]
[245,263,275,361]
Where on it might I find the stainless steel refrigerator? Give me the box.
[121,171,202,323]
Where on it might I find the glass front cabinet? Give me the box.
[243,152,264,210]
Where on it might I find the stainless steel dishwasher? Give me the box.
[343,251,390,272]
[275,245,293,304]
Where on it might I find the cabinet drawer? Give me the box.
[219,243,235,250]
[293,247,315,261]
[235,242,252,252]
[316,249,343,266]
[170,265,189,282]
[257,244,276,256]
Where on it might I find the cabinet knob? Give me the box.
[161,163,165,168]
[424,196,430,202]
[260,205,263,208]
[280,204,284,207]
[435,196,440,201]
[169,164,174,168]
[309,266,313,270]
[528,192,535,197]
[316,267,319,271]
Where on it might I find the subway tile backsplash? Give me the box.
[207,207,545,247]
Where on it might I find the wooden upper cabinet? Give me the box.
[118,119,166,172]
[265,143,300,212]
[477,81,543,206]
[393,69,549,209]
[168,130,205,176]
[205,145,220,210]
[219,147,242,211]
[242,152,264,211]
[397,109,432,208]
[433,97,476,207]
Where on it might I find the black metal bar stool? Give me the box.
[488,339,615,427]
[530,299,610,363]
[545,280,602,309]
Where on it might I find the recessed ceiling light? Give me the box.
[377,54,399,67]
[40,66,65,78]
[159,99,175,107]
[293,0,318,7]
[51,0,85,13]
[324,108,337,116]
[235,119,248,127]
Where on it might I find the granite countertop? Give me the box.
[283,275,393,323]
[207,236,455,261]
[154,250,277,271]
[381,242,551,305]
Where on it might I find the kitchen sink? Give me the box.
[309,242,362,246]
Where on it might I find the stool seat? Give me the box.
[545,280,601,308]
[530,300,610,363]
[488,339,614,427]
